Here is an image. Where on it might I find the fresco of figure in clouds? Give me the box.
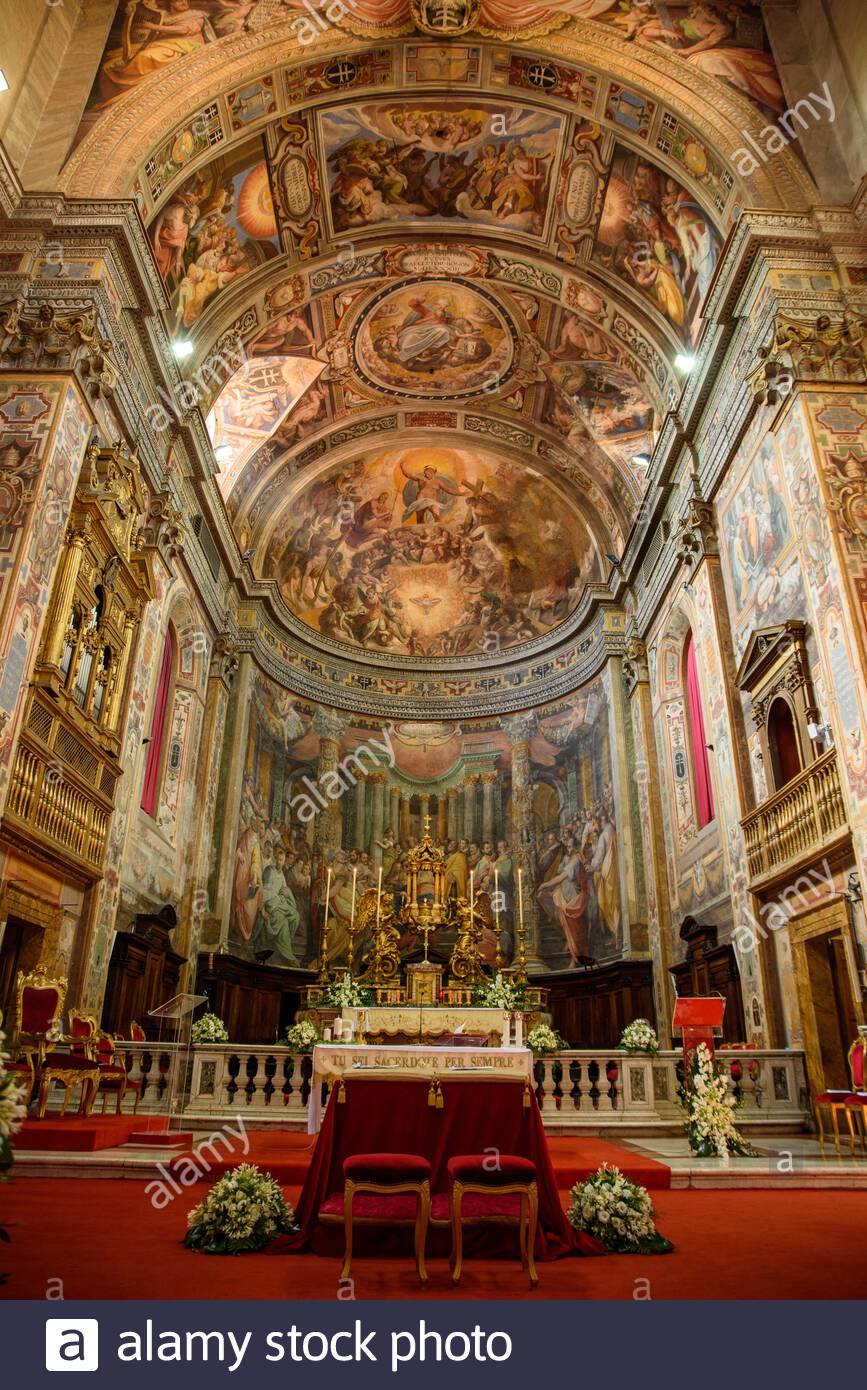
[263,446,600,658]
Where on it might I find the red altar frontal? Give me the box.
[272,1075,601,1262]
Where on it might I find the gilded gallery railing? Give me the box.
[741,748,849,884]
[109,1043,810,1132]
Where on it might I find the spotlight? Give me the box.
[632,453,651,469]
[675,353,696,372]
[604,552,622,568]
[172,339,194,360]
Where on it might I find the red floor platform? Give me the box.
[2,1177,866,1299]
[15,1116,141,1153]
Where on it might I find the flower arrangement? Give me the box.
[190,1011,229,1044]
[282,1020,320,1053]
[681,1043,755,1159]
[526,1022,567,1055]
[316,976,374,1009]
[184,1164,296,1254]
[619,1018,660,1054]
[567,1164,673,1254]
[472,972,528,1010]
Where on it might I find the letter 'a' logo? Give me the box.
[45,1320,99,1372]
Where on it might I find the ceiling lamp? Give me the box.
[172,339,194,360]
[675,353,696,373]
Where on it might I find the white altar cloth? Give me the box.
[307,1043,533,1133]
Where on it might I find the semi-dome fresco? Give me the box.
[265,445,601,657]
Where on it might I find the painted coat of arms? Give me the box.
[410,0,482,35]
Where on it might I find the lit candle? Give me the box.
[517,867,525,930]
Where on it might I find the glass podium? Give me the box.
[136,992,207,1138]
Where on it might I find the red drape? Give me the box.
[685,633,714,828]
[271,1076,602,1262]
[140,631,173,816]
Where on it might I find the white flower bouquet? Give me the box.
[317,976,373,1009]
[184,1164,297,1254]
[190,1011,229,1044]
[282,1020,320,1053]
[0,1019,28,1161]
[682,1043,755,1158]
[526,1022,567,1055]
[619,1018,660,1054]
[472,972,528,1010]
[567,1163,672,1253]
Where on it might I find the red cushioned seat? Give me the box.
[321,1192,422,1220]
[343,1153,432,1184]
[816,1090,853,1103]
[42,1052,97,1070]
[845,1093,867,1103]
[447,1154,537,1185]
[431,1191,523,1222]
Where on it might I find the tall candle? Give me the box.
[376,865,383,927]
[350,866,357,929]
[517,867,525,929]
[470,872,474,919]
[324,865,332,925]
[494,867,500,926]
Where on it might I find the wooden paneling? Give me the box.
[544,960,655,1049]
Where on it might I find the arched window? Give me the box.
[141,626,176,817]
[684,631,715,829]
[768,696,801,790]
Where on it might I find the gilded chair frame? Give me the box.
[446,1175,539,1288]
[843,1036,867,1155]
[14,966,98,1118]
[68,1010,99,1057]
[93,1030,136,1114]
[326,1176,431,1283]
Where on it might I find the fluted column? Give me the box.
[354,774,367,853]
[446,786,458,841]
[481,771,497,846]
[34,523,89,683]
[462,775,478,842]
[399,792,411,843]
[105,607,139,732]
[389,785,401,838]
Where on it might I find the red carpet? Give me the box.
[2,1177,866,1299]
[15,1116,141,1152]
[163,1132,671,1191]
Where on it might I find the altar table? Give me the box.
[277,1073,601,1262]
[341,1005,509,1045]
[307,1042,533,1133]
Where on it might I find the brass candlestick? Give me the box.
[515,866,529,986]
[494,865,505,970]
[318,865,332,983]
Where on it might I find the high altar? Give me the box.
[307,819,544,1044]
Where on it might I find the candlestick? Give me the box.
[515,866,528,985]
[347,865,358,971]
[376,865,383,929]
[318,865,332,983]
[494,866,504,969]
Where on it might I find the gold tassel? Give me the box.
[523,1081,531,1109]
[337,1078,346,1104]
[428,1078,436,1107]
[435,1079,444,1110]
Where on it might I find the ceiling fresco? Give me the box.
[263,445,601,658]
[66,0,802,677]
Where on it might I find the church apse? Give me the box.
[225,668,621,976]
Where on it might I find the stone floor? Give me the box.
[612,1134,867,1188]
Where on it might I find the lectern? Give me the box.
[672,995,726,1068]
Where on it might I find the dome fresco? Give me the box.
[264,445,601,658]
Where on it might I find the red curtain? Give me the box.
[140,631,174,816]
[685,632,714,828]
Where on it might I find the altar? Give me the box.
[308,1041,533,1132]
[340,1004,512,1045]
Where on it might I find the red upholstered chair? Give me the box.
[93,1032,139,1114]
[11,966,98,1118]
[814,1034,867,1154]
[328,1153,431,1283]
[843,1035,867,1155]
[442,1154,539,1287]
[129,1021,146,1042]
[68,1011,98,1058]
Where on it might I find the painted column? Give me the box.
[32,523,89,682]
[399,791,410,844]
[463,775,477,843]
[502,714,543,969]
[481,771,497,846]
[312,707,346,867]
[446,786,458,841]
[419,792,430,835]
[369,772,386,867]
[437,793,448,843]
[624,635,673,1043]
[389,784,400,838]
[354,774,367,853]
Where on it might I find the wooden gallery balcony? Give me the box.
[741,748,850,889]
